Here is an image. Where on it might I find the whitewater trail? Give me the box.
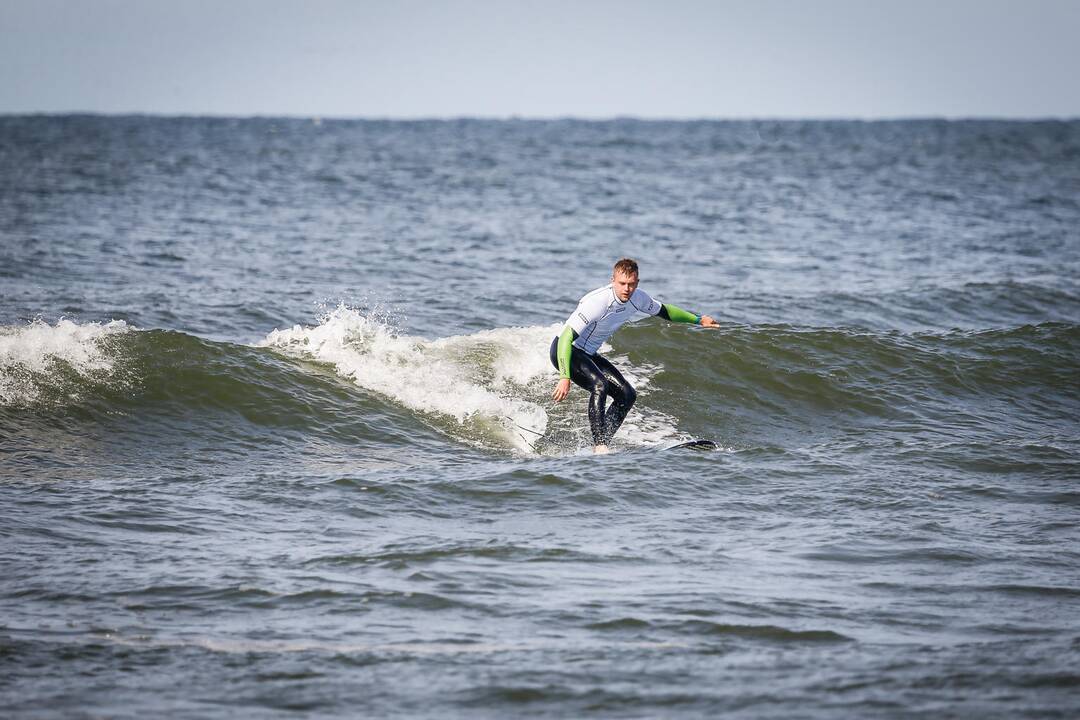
[258,305,682,454]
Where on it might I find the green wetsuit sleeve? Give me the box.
[658,303,701,324]
[557,326,575,379]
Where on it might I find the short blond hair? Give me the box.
[613,258,639,277]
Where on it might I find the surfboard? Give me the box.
[667,439,717,451]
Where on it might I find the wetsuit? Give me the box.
[550,284,701,445]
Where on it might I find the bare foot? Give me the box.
[593,444,612,455]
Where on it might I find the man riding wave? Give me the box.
[550,258,719,454]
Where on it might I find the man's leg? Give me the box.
[591,354,637,444]
[550,338,614,447]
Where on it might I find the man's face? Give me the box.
[612,270,639,302]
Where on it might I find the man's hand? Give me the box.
[552,378,571,402]
[699,315,720,328]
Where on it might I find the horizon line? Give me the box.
[2,111,1078,123]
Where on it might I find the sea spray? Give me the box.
[0,319,132,407]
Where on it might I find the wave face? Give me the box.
[3,117,1080,719]
[616,320,1080,446]
[4,314,1074,464]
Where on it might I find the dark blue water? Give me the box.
[2,116,1079,718]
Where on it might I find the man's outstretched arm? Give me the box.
[657,303,720,328]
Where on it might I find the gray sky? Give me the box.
[2,0,1078,118]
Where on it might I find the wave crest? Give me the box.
[0,319,132,407]
[260,305,555,453]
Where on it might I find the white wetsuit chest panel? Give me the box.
[564,285,661,355]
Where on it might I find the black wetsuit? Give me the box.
[549,335,636,446]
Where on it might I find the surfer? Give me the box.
[551,258,719,454]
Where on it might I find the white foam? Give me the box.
[259,305,683,454]
[0,318,131,406]
[260,306,552,453]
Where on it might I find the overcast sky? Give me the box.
[2,0,1078,118]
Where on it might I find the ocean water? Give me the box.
[1,116,1078,718]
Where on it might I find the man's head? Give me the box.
[611,258,639,302]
